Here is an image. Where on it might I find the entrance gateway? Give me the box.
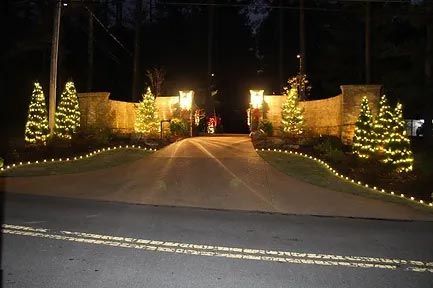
[77,85,381,144]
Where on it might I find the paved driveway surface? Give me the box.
[1,135,432,220]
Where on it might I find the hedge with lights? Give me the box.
[134,87,159,135]
[24,82,50,145]
[352,96,374,158]
[54,81,81,140]
[281,87,304,137]
[384,103,414,172]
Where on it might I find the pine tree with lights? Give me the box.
[384,103,413,172]
[281,87,304,137]
[134,87,159,135]
[372,95,394,157]
[352,96,374,158]
[54,81,81,140]
[24,82,50,145]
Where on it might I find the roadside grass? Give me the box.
[258,151,433,213]
[1,149,152,177]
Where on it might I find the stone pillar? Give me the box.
[340,85,381,144]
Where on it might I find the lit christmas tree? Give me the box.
[24,82,50,145]
[54,81,81,140]
[352,96,374,158]
[384,103,413,172]
[134,87,159,135]
[372,95,394,156]
[281,87,304,137]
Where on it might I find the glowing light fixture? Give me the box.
[250,90,264,109]
[179,90,194,110]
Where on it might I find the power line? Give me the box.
[82,5,132,56]
[159,0,431,14]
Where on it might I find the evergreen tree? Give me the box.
[384,103,414,172]
[134,87,159,135]
[24,82,49,145]
[372,95,393,157]
[352,96,374,158]
[281,87,304,137]
[54,81,81,140]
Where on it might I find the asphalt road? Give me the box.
[2,136,432,220]
[2,193,433,287]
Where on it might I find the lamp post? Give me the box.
[179,90,194,137]
[297,54,302,75]
[296,54,305,100]
[249,90,264,131]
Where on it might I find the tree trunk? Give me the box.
[132,0,142,101]
[423,7,433,142]
[87,9,94,92]
[115,0,123,27]
[365,1,371,84]
[278,0,284,91]
[207,2,215,114]
[299,0,306,100]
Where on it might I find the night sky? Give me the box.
[3,0,432,135]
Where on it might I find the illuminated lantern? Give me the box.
[179,90,194,110]
[250,90,264,109]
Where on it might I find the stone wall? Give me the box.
[155,96,179,120]
[263,85,381,144]
[339,85,381,143]
[77,93,179,133]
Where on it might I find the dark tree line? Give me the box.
[2,0,432,135]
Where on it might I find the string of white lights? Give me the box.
[257,148,433,209]
[0,145,157,173]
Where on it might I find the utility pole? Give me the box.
[49,0,62,133]
[365,1,371,84]
[87,8,94,91]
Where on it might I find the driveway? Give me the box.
[1,135,432,220]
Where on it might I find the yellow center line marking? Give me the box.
[3,224,433,273]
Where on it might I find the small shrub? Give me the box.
[258,120,273,136]
[325,149,345,163]
[251,130,267,141]
[71,126,113,148]
[170,118,189,137]
[313,136,343,155]
[47,134,71,148]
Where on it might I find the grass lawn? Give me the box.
[1,149,152,177]
[258,151,433,213]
